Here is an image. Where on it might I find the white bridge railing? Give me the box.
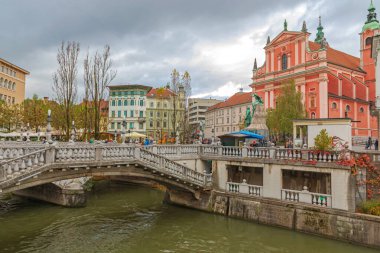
[281,189,332,208]
[0,144,212,190]
[226,180,263,197]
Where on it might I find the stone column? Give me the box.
[319,75,328,118]
[262,164,282,199]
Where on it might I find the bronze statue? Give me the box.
[244,93,264,128]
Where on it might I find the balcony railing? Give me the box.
[281,189,332,208]
[226,180,263,197]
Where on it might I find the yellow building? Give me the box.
[0,58,29,104]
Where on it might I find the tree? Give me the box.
[0,102,23,133]
[169,69,181,137]
[314,129,333,151]
[22,94,48,132]
[84,45,116,139]
[266,81,305,137]
[52,41,80,140]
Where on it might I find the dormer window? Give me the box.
[282,54,288,70]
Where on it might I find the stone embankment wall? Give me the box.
[166,189,380,249]
[14,183,86,207]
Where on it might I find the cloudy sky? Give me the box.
[0,0,375,100]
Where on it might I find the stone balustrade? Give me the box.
[281,189,332,208]
[0,148,48,181]
[226,181,263,197]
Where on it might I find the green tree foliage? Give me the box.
[314,129,333,151]
[266,81,305,136]
[22,94,48,132]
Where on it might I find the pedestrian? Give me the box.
[375,139,379,151]
[367,136,372,150]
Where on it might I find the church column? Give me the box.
[319,75,328,118]
[269,90,274,108]
[295,40,299,66]
[301,40,305,64]
[271,50,275,72]
[300,83,306,105]
[264,91,269,109]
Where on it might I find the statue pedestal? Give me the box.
[245,105,268,136]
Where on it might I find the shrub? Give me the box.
[360,200,380,216]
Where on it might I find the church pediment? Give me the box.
[265,31,305,48]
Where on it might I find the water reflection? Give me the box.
[0,182,377,253]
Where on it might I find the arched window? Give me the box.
[331,102,337,109]
[12,82,15,90]
[282,54,288,70]
[311,112,316,119]
[124,100,128,106]
[366,37,373,46]
[345,105,351,112]
[0,78,3,87]
[359,107,364,113]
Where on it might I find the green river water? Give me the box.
[0,182,378,253]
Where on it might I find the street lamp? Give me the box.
[121,118,127,144]
[114,129,117,142]
[46,109,53,144]
[70,121,76,143]
[26,123,30,142]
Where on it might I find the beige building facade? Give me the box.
[188,98,222,128]
[205,91,252,139]
[0,58,29,104]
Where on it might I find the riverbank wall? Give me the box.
[165,189,380,249]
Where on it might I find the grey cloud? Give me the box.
[0,0,375,99]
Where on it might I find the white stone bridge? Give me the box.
[0,143,212,199]
[0,142,367,211]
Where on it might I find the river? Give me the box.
[0,182,378,253]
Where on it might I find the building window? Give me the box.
[163,121,167,128]
[111,111,115,117]
[130,110,134,117]
[345,105,351,112]
[310,96,316,108]
[331,102,337,109]
[150,102,154,108]
[117,100,122,106]
[129,122,134,129]
[311,112,316,119]
[164,112,167,117]
[366,37,373,46]
[359,107,364,113]
[157,102,161,108]
[157,112,160,117]
[139,123,143,129]
[139,100,144,106]
[139,111,143,117]
[124,100,128,106]
[117,122,121,129]
[131,100,135,106]
[124,111,127,117]
[117,111,121,117]
[157,121,160,128]
[150,111,153,117]
[282,54,288,70]
[111,100,115,106]
[149,120,153,127]
[111,122,115,129]
[164,103,167,108]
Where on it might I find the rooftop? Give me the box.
[108,84,152,90]
[207,91,252,111]
[0,58,30,75]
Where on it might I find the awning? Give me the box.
[221,130,264,140]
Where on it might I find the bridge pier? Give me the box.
[164,187,212,211]
[13,181,87,207]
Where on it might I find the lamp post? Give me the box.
[211,128,215,144]
[121,118,127,144]
[26,123,30,142]
[70,121,76,143]
[46,109,53,144]
[114,129,117,142]
[37,127,41,142]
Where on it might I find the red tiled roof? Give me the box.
[309,42,363,72]
[207,92,252,111]
[147,87,176,99]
